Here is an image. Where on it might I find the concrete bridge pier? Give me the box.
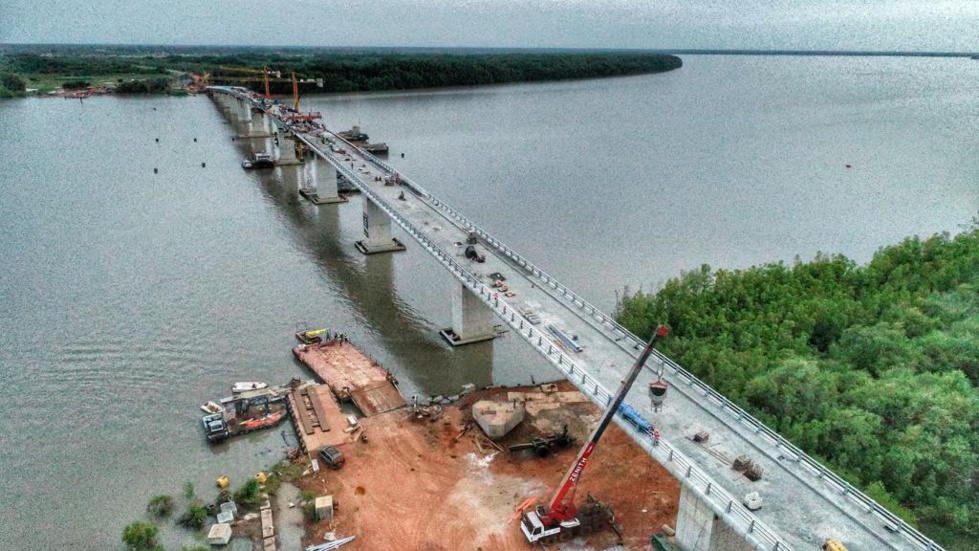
[674,485,745,551]
[234,98,251,124]
[221,94,235,116]
[275,133,303,166]
[354,197,406,255]
[439,283,498,346]
[214,93,232,114]
[301,159,347,204]
[241,110,271,139]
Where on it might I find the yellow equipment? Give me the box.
[822,540,847,551]
[217,66,280,98]
[216,475,230,489]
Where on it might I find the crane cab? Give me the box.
[520,508,580,543]
[520,510,559,543]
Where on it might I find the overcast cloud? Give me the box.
[1,0,977,51]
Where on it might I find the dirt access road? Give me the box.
[299,382,680,550]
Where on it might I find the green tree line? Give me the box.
[204,52,681,94]
[115,78,172,94]
[0,50,681,97]
[615,227,979,545]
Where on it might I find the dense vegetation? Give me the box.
[194,51,682,94]
[615,226,979,543]
[0,72,27,97]
[115,77,172,94]
[0,47,681,96]
[121,520,161,551]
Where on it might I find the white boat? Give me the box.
[232,382,268,393]
[200,401,224,414]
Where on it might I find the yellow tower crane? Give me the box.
[217,66,280,98]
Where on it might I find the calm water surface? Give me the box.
[1,56,975,549]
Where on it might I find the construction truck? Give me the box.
[520,326,669,544]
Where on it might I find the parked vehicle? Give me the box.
[319,445,346,469]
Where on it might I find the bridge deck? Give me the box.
[211,87,942,551]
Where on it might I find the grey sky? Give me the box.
[2,0,977,51]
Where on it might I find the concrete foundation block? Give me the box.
[216,510,234,524]
[473,400,525,439]
[314,495,334,522]
[207,523,233,545]
[219,501,237,517]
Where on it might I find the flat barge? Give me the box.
[293,335,406,416]
[284,381,353,456]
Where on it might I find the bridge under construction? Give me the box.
[208,85,945,551]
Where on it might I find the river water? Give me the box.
[1,56,976,549]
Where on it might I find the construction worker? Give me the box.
[653,428,661,446]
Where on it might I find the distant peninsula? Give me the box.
[0,45,683,98]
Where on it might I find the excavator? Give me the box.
[520,325,669,544]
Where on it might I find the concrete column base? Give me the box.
[441,283,499,346]
[300,189,348,205]
[355,237,406,255]
[238,133,273,140]
[439,327,497,346]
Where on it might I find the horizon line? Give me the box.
[1,43,977,58]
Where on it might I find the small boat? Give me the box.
[338,125,369,142]
[363,142,389,154]
[232,382,268,393]
[295,322,327,344]
[200,400,224,414]
[242,152,274,169]
[238,410,287,431]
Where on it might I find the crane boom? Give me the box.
[542,325,668,524]
[217,66,276,98]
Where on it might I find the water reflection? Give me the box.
[228,123,497,392]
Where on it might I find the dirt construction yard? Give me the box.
[297,382,680,550]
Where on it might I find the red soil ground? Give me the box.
[297,382,680,550]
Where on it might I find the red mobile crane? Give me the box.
[520,325,669,544]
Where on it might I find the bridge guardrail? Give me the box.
[214,89,942,551]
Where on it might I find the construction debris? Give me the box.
[507,425,576,457]
[733,454,764,481]
[306,535,356,551]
